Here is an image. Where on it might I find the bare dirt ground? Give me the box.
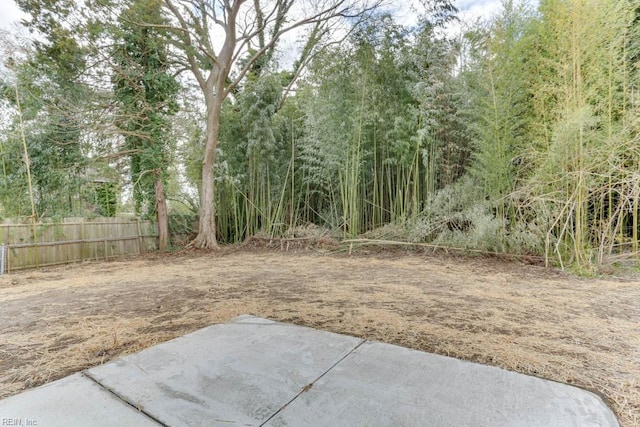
[0,246,638,426]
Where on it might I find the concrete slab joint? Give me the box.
[0,315,620,427]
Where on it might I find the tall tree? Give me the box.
[150,0,381,248]
[112,0,179,251]
[0,10,89,218]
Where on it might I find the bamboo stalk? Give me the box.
[14,84,39,268]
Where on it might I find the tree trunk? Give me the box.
[192,93,222,249]
[155,171,169,252]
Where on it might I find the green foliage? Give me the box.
[297,11,471,236]
[0,37,88,217]
[451,0,640,267]
[3,0,182,223]
[94,182,117,217]
[519,0,638,267]
[112,0,179,217]
[215,73,293,242]
[465,0,536,204]
[6,0,640,269]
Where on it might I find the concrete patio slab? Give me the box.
[85,315,363,426]
[265,340,619,427]
[0,315,619,427]
[0,373,159,427]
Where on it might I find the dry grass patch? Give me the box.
[0,249,638,426]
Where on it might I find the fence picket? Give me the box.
[0,217,158,271]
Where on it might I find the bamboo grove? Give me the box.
[1,0,639,270]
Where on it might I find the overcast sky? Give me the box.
[392,0,509,27]
[0,0,540,33]
[0,1,22,31]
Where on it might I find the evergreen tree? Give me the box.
[0,15,89,217]
[112,0,179,251]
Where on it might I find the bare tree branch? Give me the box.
[227,0,382,95]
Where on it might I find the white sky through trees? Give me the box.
[0,1,25,31]
[0,1,539,33]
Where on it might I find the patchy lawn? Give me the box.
[0,247,638,425]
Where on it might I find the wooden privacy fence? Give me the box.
[0,217,158,272]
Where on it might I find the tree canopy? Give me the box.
[2,0,639,270]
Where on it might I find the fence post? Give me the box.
[137,220,144,255]
[1,244,5,275]
[80,219,85,262]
